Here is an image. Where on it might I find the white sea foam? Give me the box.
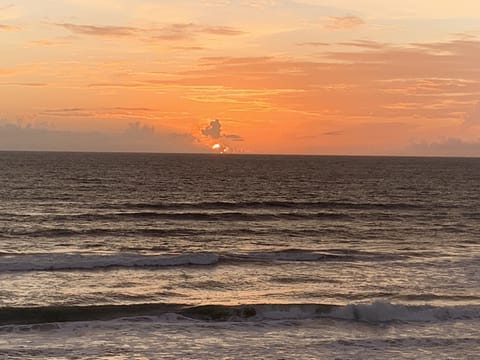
[251,302,480,323]
[1,316,479,360]
[0,252,219,271]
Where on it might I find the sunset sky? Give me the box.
[1,0,480,155]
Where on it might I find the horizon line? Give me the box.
[0,149,479,159]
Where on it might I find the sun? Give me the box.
[212,143,229,154]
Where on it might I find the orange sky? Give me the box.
[1,1,480,155]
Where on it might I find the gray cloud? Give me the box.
[0,122,205,153]
[201,119,244,142]
[201,119,222,139]
[408,138,480,157]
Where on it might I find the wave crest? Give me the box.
[0,252,219,271]
[1,302,479,327]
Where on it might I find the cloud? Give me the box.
[297,42,330,47]
[201,119,222,138]
[0,122,205,153]
[322,16,365,30]
[29,37,74,47]
[124,121,154,136]
[149,24,244,41]
[0,64,38,76]
[55,22,244,41]
[0,82,47,87]
[0,4,14,12]
[38,106,186,124]
[224,134,244,141]
[463,102,480,127]
[339,40,387,49]
[0,24,18,31]
[408,138,480,157]
[55,23,139,37]
[185,38,480,122]
[323,130,343,136]
[201,119,244,142]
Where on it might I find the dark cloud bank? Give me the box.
[0,122,205,153]
[407,138,480,157]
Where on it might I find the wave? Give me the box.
[43,211,352,222]
[3,228,208,238]
[223,249,404,262]
[0,253,219,272]
[101,200,424,211]
[1,301,479,326]
[0,249,404,272]
[2,226,356,239]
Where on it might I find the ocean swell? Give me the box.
[1,302,479,327]
[0,249,404,272]
[0,252,219,272]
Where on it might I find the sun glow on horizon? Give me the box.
[1,1,479,155]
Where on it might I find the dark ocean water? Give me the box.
[0,152,479,359]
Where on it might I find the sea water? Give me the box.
[0,152,479,359]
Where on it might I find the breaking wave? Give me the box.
[1,301,479,327]
[0,249,404,272]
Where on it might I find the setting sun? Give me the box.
[1,1,479,155]
[1,1,479,357]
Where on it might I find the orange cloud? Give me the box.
[55,22,244,41]
[55,23,139,37]
[29,37,74,47]
[0,24,18,31]
[322,16,365,30]
[297,42,330,47]
[148,38,479,153]
[3,20,479,154]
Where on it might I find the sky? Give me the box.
[1,0,480,155]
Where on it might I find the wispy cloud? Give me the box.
[0,24,18,31]
[0,64,38,76]
[29,37,74,47]
[297,42,330,47]
[339,40,387,49]
[0,82,47,87]
[173,38,480,148]
[322,16,365,30]
[0,4,14,11]
[323,130,343,136]
[39,106,176,123]
[55,22,244,41]
[55,23,139,37]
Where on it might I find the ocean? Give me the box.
[0,152,479,359]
